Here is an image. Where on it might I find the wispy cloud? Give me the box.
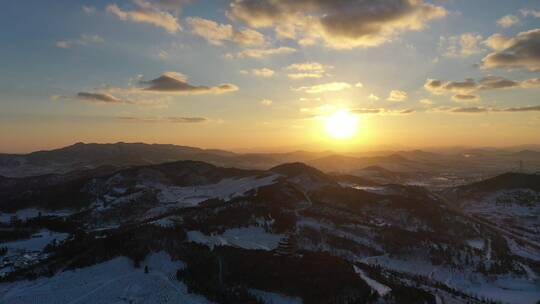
[187,17,265,46]
[249,68,275,77]
[352,108,416,115]
[54,91,168,108]
[387,90,408,102]
[107,0,182,34]
[56,34,104,49]
[82,5,96,15]
[439,33,484,57]
[286,62,332,79]
[497,15,519,28]
[260,99,273,106]
[117,116,208,123]
[432,105,540,114]
[227,47,297,59]
[294,82,352,94]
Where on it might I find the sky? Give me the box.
[1,0,540,153]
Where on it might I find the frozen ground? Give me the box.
[187,227,284,250]
[0,252,210,304]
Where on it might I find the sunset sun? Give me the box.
[325,110,359,140]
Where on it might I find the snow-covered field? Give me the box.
[363,255,540,304]
[0,209,72,224]
[187,227,284,250]
[137,175,279,220]
[0,252,211,304]
[3,230,69,252]
[463,189,540,242]
[156,175,279,207]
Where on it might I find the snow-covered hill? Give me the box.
[0,162,538,303]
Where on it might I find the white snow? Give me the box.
[466,239,485,250]
[362,255,540,304]
[462,189,540,243]
[157,175,279,207]
[187,227,284,250]
[351,186,390,195]
[2,230,69,252]
[0,252,210,304]
[505,237,540,262]
[353,266,391,297]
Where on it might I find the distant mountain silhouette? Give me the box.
[457,172,540,193]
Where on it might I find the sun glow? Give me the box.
[324,110,359,140]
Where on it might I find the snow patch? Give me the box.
[353,266,391,297]
[466,239,485,250]
[0,252,210,304]
[157,175,279,207]
[187,227,284,251]
[3,230,69,252]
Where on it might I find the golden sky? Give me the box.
[1,0,539,153]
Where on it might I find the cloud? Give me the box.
[425,76,540,98]
[497,15,519,28]
[260,99,273,106]
[355,82,363,88]
[82,5,96,14]
[300,104,414,118]
[450,106,489,113]
[138,71,238,94]
[424,78,477,95]
[451,94,480,102]
[521,78,540,88]
[118,116,208,123]
[228,0,447,49]
[419,98,433,105]
[387,90,407,102]
[368,94,380,101]
[77,92,128,104]
[439,33,483,57]
[351,108,415,115]
[67,92,167,108]
[520,9,540,18]
[478,76,520,90]
[158,50,169,60]
[251,68,275,77]
[107,0,181,34]
[503,105,540,112]
[286,61,332,79]
[481,29,540,71]
[228,46,297,58]
[434,105,540,114]
[187,17,265,46]
[56,34,104,49]
[294,82,352,94]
